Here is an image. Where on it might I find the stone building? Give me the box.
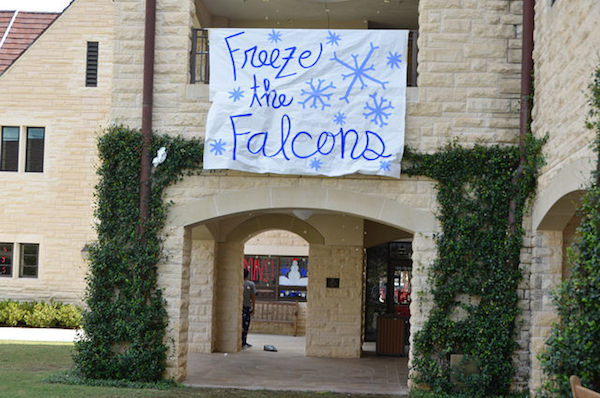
[0,0,598,395]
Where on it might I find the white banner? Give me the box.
[204,28,408,177]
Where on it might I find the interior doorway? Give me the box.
[364,240,412,357]
[243,230,309,337]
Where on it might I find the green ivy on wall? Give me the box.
[404,135,544,397]
[539,66,600,397]
[72,125,203,382]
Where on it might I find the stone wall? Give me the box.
[249,302,307,336]
[532,0,600,192]
[306,242,364,358]
[529,230,563,393]
[412,0,523,150]
[188,238,216,353]
[107,0,532,382]
[244,230,309,257]
[529,1,600,394]
[0,0,114,304]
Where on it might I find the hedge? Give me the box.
[0,300,82,329]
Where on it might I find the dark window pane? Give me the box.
[0,243,13,277]
[20,243,39,278]
[26,127,44,172]
[1,126,19,171]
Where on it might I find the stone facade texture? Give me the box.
[0,0,114,304]
[532,0,600,192]
[529,1,600,394]
[1,0,598,394]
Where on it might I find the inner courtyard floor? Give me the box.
[184,333,409,395]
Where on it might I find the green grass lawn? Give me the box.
[0,341,399,398]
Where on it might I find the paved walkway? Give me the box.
[0,327,80,342]
[185,334,409,396]
[0,329,409,395]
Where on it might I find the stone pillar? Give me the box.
[160,226,190,381]
[529,230,562,394]
[407,232,437,388]
[513,216,534,391]
[306,243,364,358]
[188,238,216,353]
[214,240,244,352]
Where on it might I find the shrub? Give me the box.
[0,299,83,329]
[0,301,27,326]
[56,304,83,329]
[24,302,58,328]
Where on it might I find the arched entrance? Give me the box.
[529,158,592,392]
[157,185,437,381]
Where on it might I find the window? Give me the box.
[86,41,99,87]
[0,243,13,277]
[1,126,19,171]
[25,127,44,172]
[244,255,308,301]
[20,243,39,278]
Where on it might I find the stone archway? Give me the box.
[529,158,592,392]
[159,185,438,381]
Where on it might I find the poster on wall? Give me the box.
[204,28,408,177]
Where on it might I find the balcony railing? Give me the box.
[190,28,418,87]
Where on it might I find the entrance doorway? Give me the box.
[364,241,412,357]
[244,230,309,337]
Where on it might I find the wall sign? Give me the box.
[204,28,408,177]
[326,277,340,288]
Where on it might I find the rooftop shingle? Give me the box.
[0,11,60,75]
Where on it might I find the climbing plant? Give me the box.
[73,125,203,382]
[539,66,600,397]
[404,134,544,396]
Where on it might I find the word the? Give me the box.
[250,75,293,109]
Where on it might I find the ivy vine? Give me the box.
[539,66,600,397]
[72,125,203,382]
[404,134,544,396]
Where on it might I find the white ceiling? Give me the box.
[200,0,419,29]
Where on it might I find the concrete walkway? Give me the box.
[0,329,408,395]
[185,334,409,396]
[0,327,80,342]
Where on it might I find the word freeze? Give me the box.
[224,31,323,81]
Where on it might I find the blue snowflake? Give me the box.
[228,87,244,102]
[309,158,322,172]
[330,42,389,103]
[363,92,394,127]
[267,29,282,44]
[298,78,336,110]
[379,160,391,172]
[386,51,403,69]
[209,139,227,156]
[325,30,341,46]
[333,111,347,126]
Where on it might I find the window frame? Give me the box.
[0,242,14,277]
[19,243,39,278]
[25,126,45,173]
[0,126,20,172]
